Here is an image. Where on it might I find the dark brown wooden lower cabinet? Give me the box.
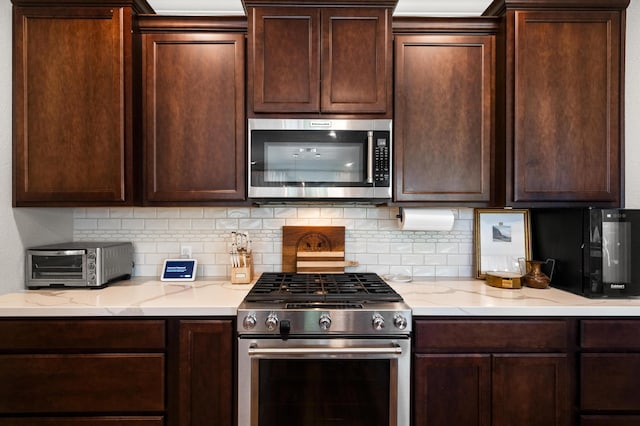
[413,319,571,426]
[579,320,640,422]
[0,354,164,413]
[414,354,491,426]
[169,319,234,426]
[580,416,640,426]
[492,354,569,426]
[0,418,163,425]
[414,353,568,426]
[581,353,640,411]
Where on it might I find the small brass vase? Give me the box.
[523,259,555,289]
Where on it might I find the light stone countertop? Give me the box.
[0,277,252,317]
[0,276,639,317]
[391,278,640,317]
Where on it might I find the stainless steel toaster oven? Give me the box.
[26,242,134,289]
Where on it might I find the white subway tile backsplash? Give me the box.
[74,207,476,279]
[239,218,264,229]
[204,208,228,218]
[86,208,111,218]
[192,220,215,230]
[109,208,134,218]
[168,219,191,230]
[122,219,145,230]
[179,208,204,218]
[215,219,239,230]
[228,208,251,218]
[274,207,297,218]
[144,219,169,230]
[250,208,274,218]
[133,208,158,219]
[436,242,458,254]
[74,219,98,229]
[297,208,321,218]
[411,242,435,254]
[344,208,367,219]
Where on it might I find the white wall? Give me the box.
[625,0,640,207]
[0,1,638,293]
[0,2,73,295]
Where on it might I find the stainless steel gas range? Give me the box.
[237,272,412,426]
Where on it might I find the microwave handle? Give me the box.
[367,131,374,184]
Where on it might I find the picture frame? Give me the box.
[474,208,531,279]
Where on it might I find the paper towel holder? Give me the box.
[396,207,455,232]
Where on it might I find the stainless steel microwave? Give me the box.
[248,119,392,200]
[26,242,134,289]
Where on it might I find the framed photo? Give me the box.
[474,209,531,279]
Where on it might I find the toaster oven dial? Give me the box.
[265,312,279,331]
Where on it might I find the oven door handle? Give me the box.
[248,344,403,357]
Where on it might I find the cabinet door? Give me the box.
[0,354,165,413]
[394,35,494,202]
[581,353,640,411]
[172,320,234,426]
[249,7,320,113]
[13,6,134,206]
[143,33,246,202]
[413,354,491,426]
[321,8,391,114]
[0,418,163,426]
[511,10,622,205]
[493,354,569,426]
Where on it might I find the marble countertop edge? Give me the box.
[0,276,638,317]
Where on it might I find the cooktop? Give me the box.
[244,272,403,303]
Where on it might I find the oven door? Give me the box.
[26,250,87,287]
[238,337,410,426]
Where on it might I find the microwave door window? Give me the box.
[602,221,631,284]
[264,142,365,185]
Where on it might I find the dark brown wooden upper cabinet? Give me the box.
[484,0,630,208]
[245,0,395,117]
[393,19,497,204]
[12,0,153,207]
[139,17,247,204]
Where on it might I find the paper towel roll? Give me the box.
[398,208,455,231]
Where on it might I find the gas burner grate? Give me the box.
[245,272,402,303]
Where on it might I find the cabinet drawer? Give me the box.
[414,319,568,352]
[581,416,640,426]
[0,320,165,351]
[0,354,165,413]
[580,320,640,349]
[581,353,640,410]
[0,418,164,425]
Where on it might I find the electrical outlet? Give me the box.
[181,246,192,258]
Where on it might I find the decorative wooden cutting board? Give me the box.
[282,226,347,273]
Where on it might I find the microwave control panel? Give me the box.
[375,137,390,186]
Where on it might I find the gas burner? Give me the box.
[244,272,403,303]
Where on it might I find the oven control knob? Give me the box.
[265,313,279,331]
[372,313,385,330]
[393,313,408,330]
[319,313,332,331]
[242,313,257,330]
